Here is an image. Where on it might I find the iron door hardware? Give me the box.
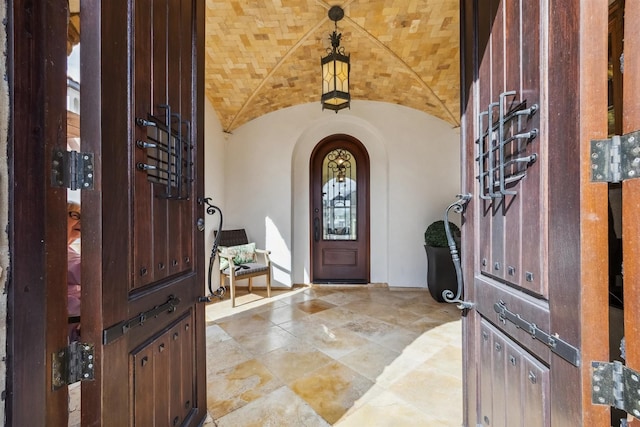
[591,130,640,183]
[592,360,640,420]
[314,217,320,242]
[51,149,94,190]
[103,295,180,344]
[441,194,473,311]
[52,341,95,389]
[476,91,538,199]
[494,301,580,367]
[135,104,193,199]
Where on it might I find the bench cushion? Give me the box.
[219,242,256,271]
[221,262,269,277]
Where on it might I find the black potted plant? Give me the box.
[424,220,460,302]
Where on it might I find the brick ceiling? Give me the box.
[205,0,461,132]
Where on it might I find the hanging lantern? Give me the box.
[321,6,350,112]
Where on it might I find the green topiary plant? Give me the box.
[424,220,460,248]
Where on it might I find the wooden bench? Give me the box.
[216,229,271,307]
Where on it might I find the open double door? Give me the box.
[10,0,207,425]
[461,1,640,426]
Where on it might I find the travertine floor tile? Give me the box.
[290,361,374,424]
[337,341,400,381]
[216,386,330,427]
[260,341,334,384]
[207,358,283,419]
[204,286,462,426]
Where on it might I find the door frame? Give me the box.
[309,134,370,284]
[8,0,70,424]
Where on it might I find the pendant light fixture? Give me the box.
[321,6,350,112]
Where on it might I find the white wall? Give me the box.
[203,98,227,292]
[204,100,460,289]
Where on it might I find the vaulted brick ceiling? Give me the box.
[205,0,460,132]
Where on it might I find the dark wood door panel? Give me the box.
[82,0,206,424]
[132,311,195,427]
[462,1,595,425]
[475,275,552,365]
[478,320,550,427]
[476,0,545,298]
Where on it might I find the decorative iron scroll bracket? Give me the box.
[442,194,474,311]
[592,360,640,420]
[476,91,538,200]
[103,295,180,344]
[198,197,226,303]
[591,130,640,183]
[494,301,580,367]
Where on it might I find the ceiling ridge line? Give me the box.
[344,16,460,126]
[224,17,333,132]
[224,0,358,132]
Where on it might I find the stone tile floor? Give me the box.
[204,285,463,426]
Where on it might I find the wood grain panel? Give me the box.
[323,249,357,266]
[134,0,155,289]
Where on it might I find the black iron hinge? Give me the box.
[592,360,640,420]
[591,130,640,183]
[52,341,95,390]
[51,149,94,190]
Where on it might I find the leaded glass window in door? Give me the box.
[322,148,356,240]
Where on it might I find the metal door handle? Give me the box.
[314,217,320,242]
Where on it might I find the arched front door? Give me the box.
[310,134,370,283]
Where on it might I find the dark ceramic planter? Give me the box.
[424,245,457,302]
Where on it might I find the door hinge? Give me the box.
[52,341,95,390]
[51,149,94,190]
[591,130,640,183]
[592,360,640,419]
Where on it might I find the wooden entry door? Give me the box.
[310,135,370,283]
[461,1,613,426]
[80,1,207,425]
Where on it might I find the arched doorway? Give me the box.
[310,134,370,283]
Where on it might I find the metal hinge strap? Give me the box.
[592,360,640,419]
[102,295,180,345]
[51,149,94,190]
[494,301,580,367]
[591,130,640,183]
[52,341,95,389]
